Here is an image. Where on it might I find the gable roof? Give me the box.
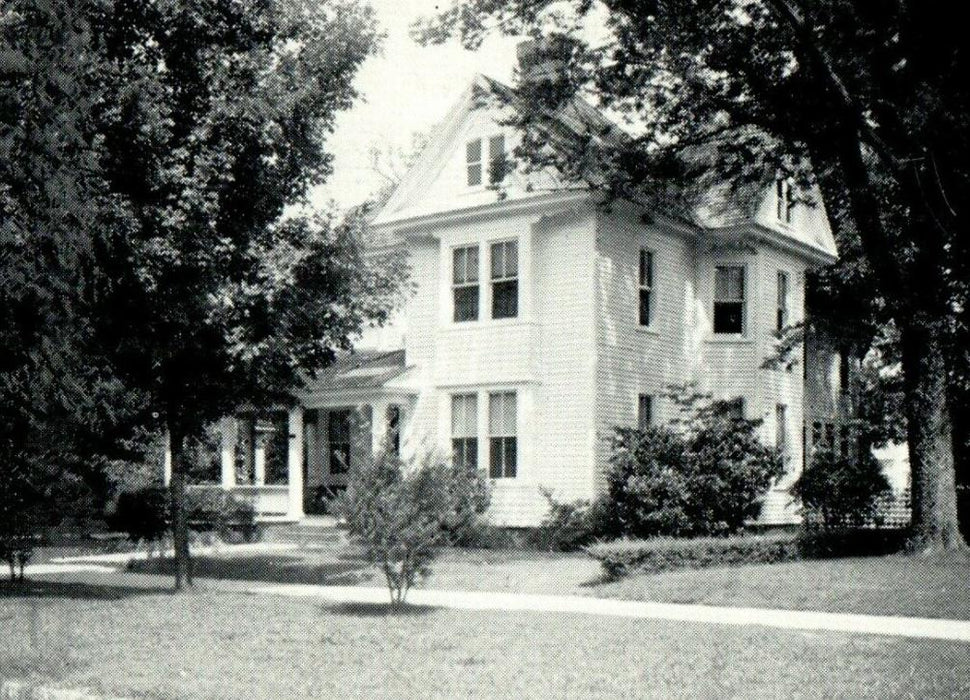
[302,349,408,393]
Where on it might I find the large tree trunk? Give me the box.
[899,321,966,552]
[168,427,193,589]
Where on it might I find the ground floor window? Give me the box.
[451,394,478,469]
[328,409,352,474]
[489,391,517,479]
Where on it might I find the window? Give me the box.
[451,394,478,470]
[775,404,788,468]
[637,394,653,430]
[466,138,482,186]
[328,410,352,475]
[488,134,506,185]
[452,245,479,322]
[386,405,401,456]
[776,178,794,224]
[490,240,518,319]
[713,266,745,334]
[776,271,789,332]
[489,392,517,478]
[639,250,654,327]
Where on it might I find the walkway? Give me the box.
[254,583,970,643]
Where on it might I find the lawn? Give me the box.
[2,575,969,699]
[123,544,970,620]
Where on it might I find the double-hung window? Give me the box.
[490,240,518,319]
[776,404,788,470]
[713,266,745,334]
[637,394,653,430]
[488,134,506,185]
[488,391,517,478]
[639,250,654,327]
[776,178,794,224]
[451,394,478,470]
[776,271,789,332]
[466,139,483,187]
[453,245,479,322]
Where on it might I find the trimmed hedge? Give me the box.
[587,532,800,579]
[586,528,909,579]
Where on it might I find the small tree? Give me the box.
[605,387,783,538]
[793,449,892,529]
[335,450,490,607]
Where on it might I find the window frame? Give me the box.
[327,409,353,475]
[638,249,655,328]
[775,404,788,471]
[490,239,519,320]
[450,393,478,470]
[713,265,747,336]
[452,244,480,323]
[637,394,653,430]
[466,138,483,187]
[776,270,790,332]
[488,391,517,479]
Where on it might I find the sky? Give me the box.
[314,0,525,209]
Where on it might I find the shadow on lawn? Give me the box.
[129,553,376,586]
[0,579,160,601]
[325,601,437,617]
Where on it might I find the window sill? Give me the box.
[443,318,535,331]
[705,335,753,345]
[636,326,660,337]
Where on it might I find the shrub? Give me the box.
[792,449,892,528]
[334,451,490,606]
[186,488,259,543]
[587,532,801,579]
[605,389,783,538]
[529,489,614,552]
[108,486,169,550]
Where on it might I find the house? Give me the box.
[168,74,840,527]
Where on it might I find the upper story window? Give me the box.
[776,178,794,224]
[637,394,653,430]
[639,250,654,327]
[466,134,506,188]
[452,245,480,322]
[490,240,518,319]
[776,271,790,332]
[451,393,478,470]
[466,139,483,187]
[488,391,517,478]
[713,266,745,335]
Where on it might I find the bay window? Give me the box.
[451,394,478,470]
[453,245,480,322]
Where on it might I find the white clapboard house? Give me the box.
[169,74,842,527]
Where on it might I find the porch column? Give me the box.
[163,431,172,486]
[288,408,304,521]
[371,398,389,455]
[220,417,236,490]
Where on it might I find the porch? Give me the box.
[165,350,416,521]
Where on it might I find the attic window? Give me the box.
[466,139,483,186]
[776,178,795,224]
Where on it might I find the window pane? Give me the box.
[776,405,787,449]
[453,247,465,285]
[488,134,505,184]
[715,266,744,301]
[466,138,482,164]
[454,286,479,322]
[640,250,653,287]
[489,438,503,478]
[713,301,743,334]
[451,394,477,437]
[467,164,482,187]
[489,134,505,160]
[490,242,504,279]
[503,437,517,478]
[492,280,518,319]
[638,395,652,430]
[639,289,651,326]
[489,392,516,435]
[504,241,517,277]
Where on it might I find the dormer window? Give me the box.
[466,134,507,188]
[776,178,794,224]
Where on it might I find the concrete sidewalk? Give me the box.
[254,583,970,643]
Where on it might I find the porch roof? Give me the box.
[302,349,409,393]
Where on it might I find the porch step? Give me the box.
[260,517,348,547]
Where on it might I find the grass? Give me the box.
[1,575,968,699]
[122,543,970,620]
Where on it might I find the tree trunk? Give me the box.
[899,322,966,552]
[168,427,193,589]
